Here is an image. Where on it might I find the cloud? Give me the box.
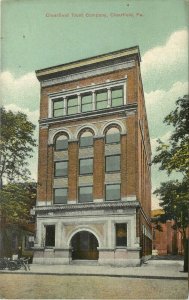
[145,81,188,138]
[141,29,188,77]
[0,71,40,110]
[4,103,39,125]
[151,194,162,210]
[150,131,171,154]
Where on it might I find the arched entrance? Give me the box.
[71,231,99,260]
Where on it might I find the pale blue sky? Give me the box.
[1,0,188,208]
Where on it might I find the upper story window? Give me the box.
[79,131,93,148]
[111,87,123,107]
[105,184,121,201]
[53,98,64,117]
[106,155,120,173]
[105,127,120,144]
[50,81,126,118]
[78,186,93,203]
[55,134,68,151]
[81,93,93,112]
[54,161,68,177]
[54,188,68,204]
[67,96,78,115]
[96,90,108,110]
[79,158,93,175]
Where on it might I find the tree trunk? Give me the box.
[183,232,188,272]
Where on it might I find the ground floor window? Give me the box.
[115,223,127,247]
[45,225,55,247]
[24,235,34,249]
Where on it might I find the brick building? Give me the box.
[33,46,152,266]
[152,209,184,255]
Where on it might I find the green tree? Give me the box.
[153,95,189,272]
[0,182,37,256]
[0,182,36,225]
[0,107,37,183]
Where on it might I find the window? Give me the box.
[79,158,93,175]
[25,235,34,249]
[111,87,123,107]
[54,161,68,177]
[80,131,93,147]
[54,188,68,204]
[96,90,108,110]
[116,223,127,247]
[55,135,68,151]
[78,186,93,203]
[105,127,120,144]
[106,155,120,172]
[105,184,121,201]
[45,225,55,247]
[53,98,64,117]
[67,96,78,115]
[81,93,93,112]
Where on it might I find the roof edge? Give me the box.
[36,45,140,79]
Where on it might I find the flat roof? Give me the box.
[36,45,140,79]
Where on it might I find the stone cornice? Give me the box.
[39,103,137,127]
[34,200,140,214]
[40,60,134,88]
[36,46,140,82]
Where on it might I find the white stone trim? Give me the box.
[42,61,134,88]
[48,127,73,145]
[122,195,137,201]
[100,119,127,135]
[93,198,103,203]
[75,123,98,139]
[67,227,102,248]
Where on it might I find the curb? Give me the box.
[0,271,187,280]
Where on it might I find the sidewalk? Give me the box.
[0,259,187,279]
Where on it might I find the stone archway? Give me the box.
[71,231,99,260]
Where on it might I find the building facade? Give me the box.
[152,209,185,255]
[33,46,152,266]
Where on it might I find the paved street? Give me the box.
[0,274,188,299]
[0,259,188,299]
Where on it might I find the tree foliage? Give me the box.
[153,179,188,235]
[0,107,37,183]
[153,94,189,227]
[153,95,189,177]
[0,182,36,226]
[153,95,189,270]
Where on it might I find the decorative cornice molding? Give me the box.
[40,60,135,88]
[34,200,140,214]
[39,104,138,127]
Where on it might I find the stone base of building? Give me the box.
[33,247,141,267]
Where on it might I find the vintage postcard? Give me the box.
[0,0,188,299]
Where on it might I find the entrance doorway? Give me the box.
[71,231,99,260]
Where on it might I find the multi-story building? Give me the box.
[33,46,152,266]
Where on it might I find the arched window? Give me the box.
[79,130,93,148]
[105,127,120,144]
[55,134,68,151]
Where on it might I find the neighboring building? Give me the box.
[151,209,184,255]
[33,46,152,266]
